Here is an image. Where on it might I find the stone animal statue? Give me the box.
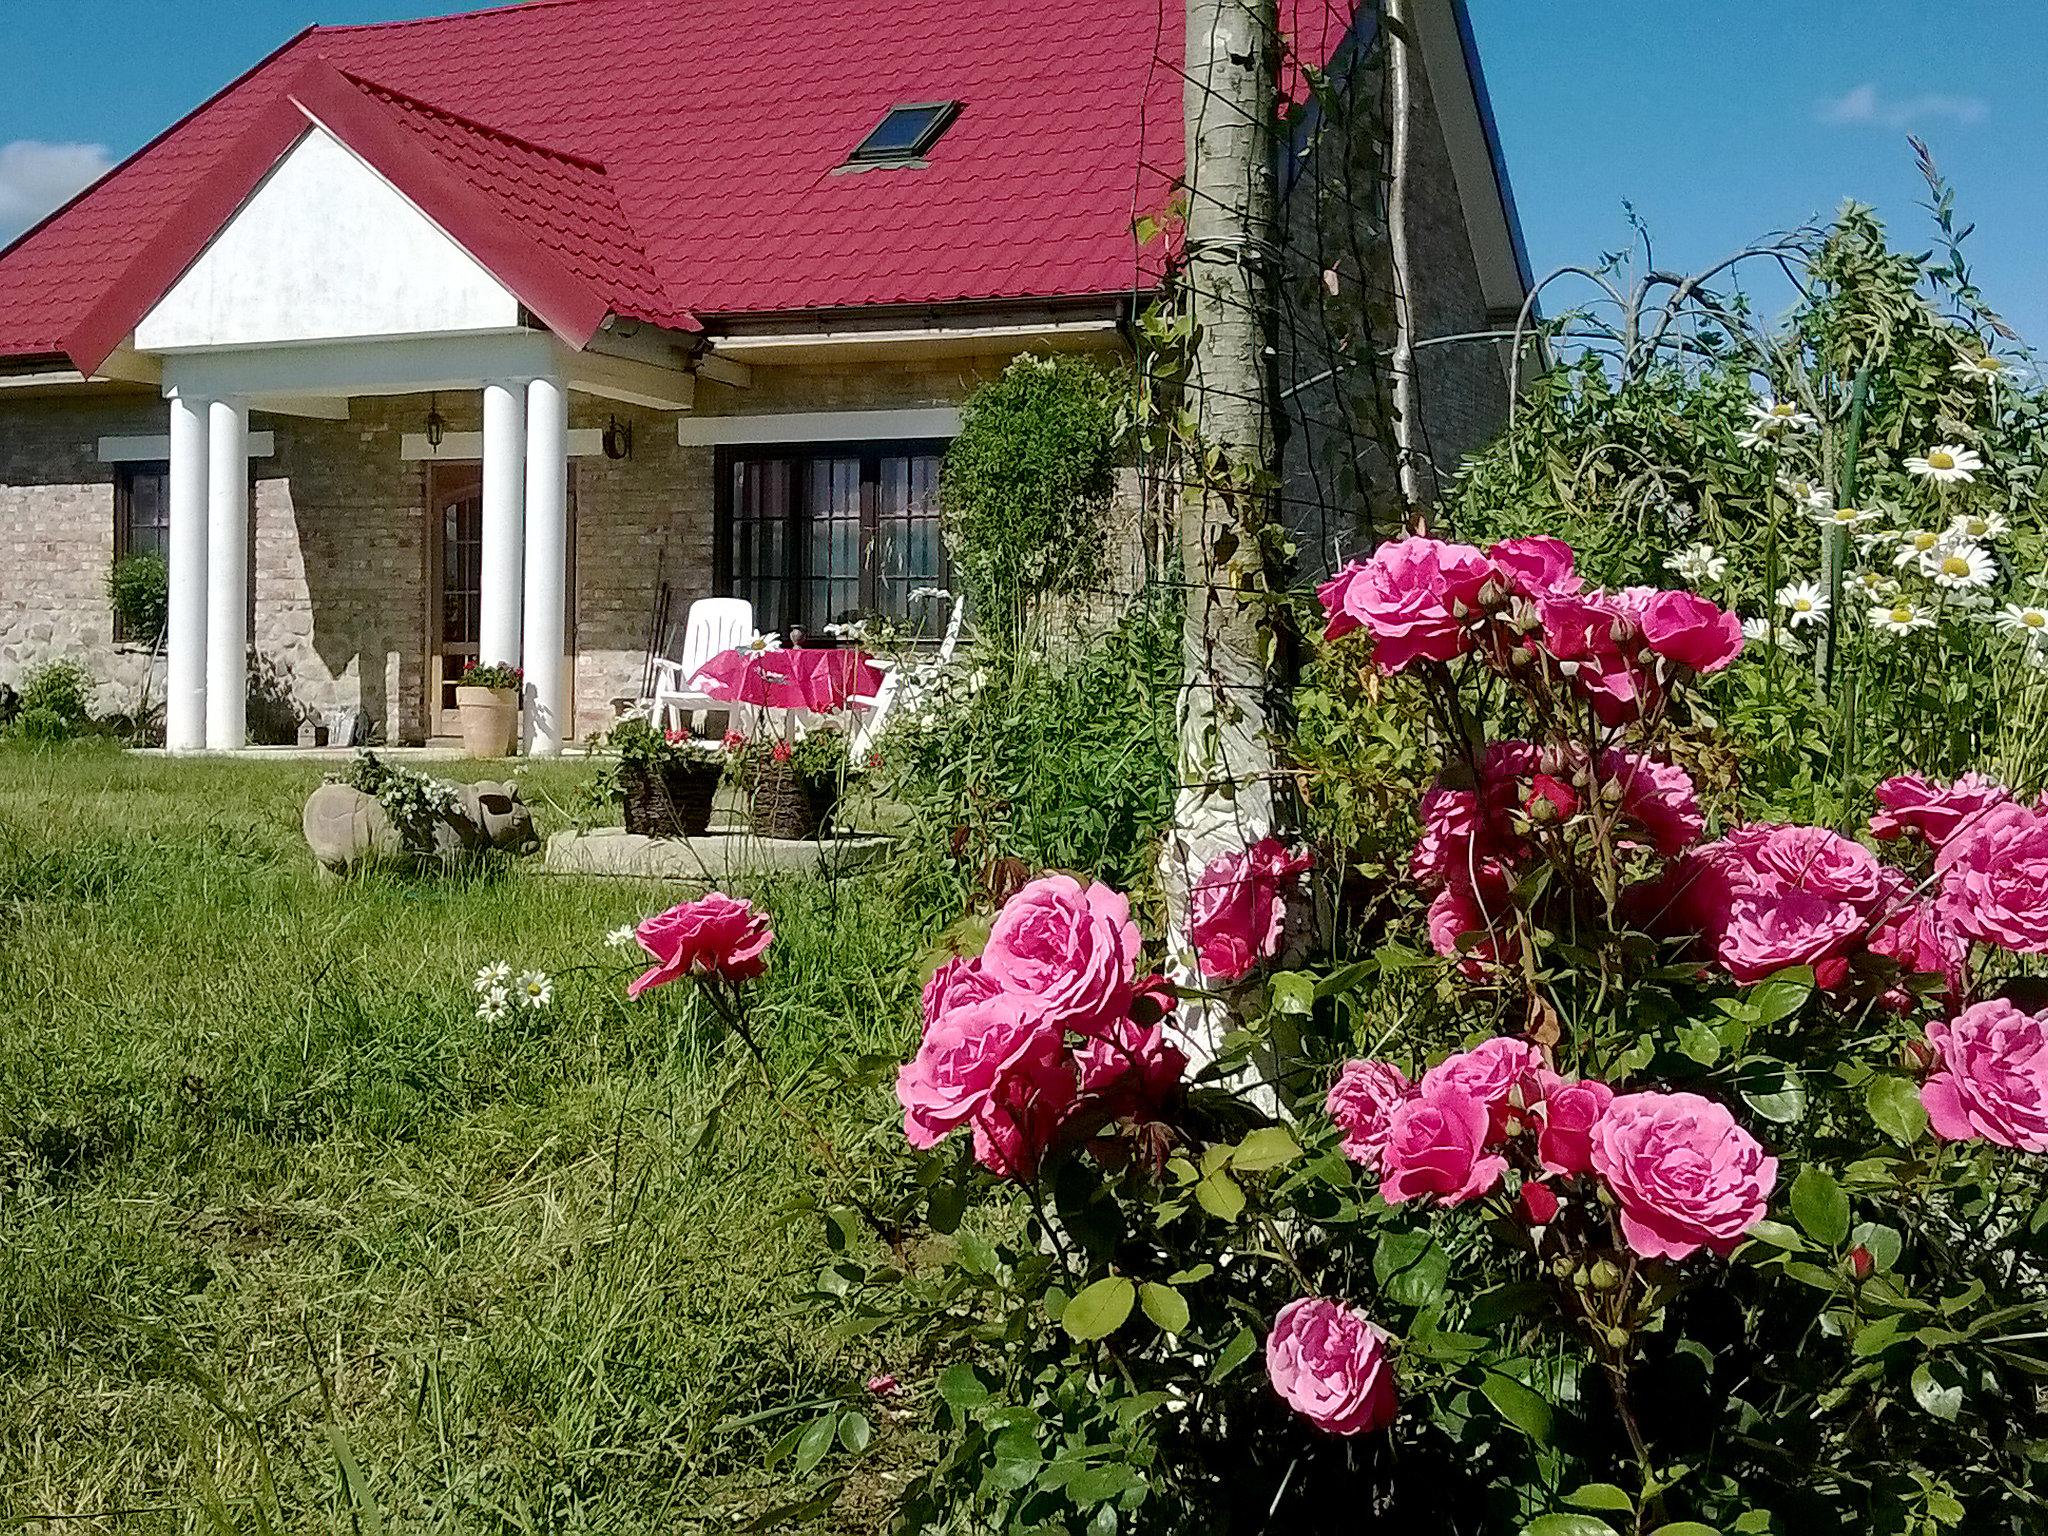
[302,777,538,876]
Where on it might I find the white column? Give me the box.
[204,399,250,750]
[521,374,570,756]
[164,393,211,752]
[478,380,526,669]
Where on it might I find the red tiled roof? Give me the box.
[0,0,1363,365]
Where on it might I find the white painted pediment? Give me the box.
[136,127,521,352]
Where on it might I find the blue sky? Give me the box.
[4,1,2045,342]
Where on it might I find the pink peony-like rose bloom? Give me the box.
[1188,837,1314,982]
[1864,898,1966,1010]
[1418,1037,1545,1140]
[1871,771,2012,849]
[1636,589,1744,673]
[1598,749,1704,856]
[1920,998,2048,1152]
[1326,1059,1415,1171]
[1426,872,1521,977]
[1488,536,1581,599]
[628,892,776,997]
[1378,1083,1509,1205]
[1315,561,1369,642]
[1936,800,2048,954]
[1531,1071,1615,1177]
[1537,591,1662,726]
[1073,1016,1187,1120]
[1265,1296,1398,1436]
[920,954,1001,1034]
[895,994,1062,1149]
[1717,888,1866,986]
[969,1050,1080,1179]
[981,874,1143,1031]
[1745,824,1886,909]
[1332,536,1498,672]
[1411,785,1484,887]
[1588,1090,1778,1260]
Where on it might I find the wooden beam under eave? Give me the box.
[565,349,697,412]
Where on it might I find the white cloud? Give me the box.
[1816,83,1988,130]
[0,139,116,240]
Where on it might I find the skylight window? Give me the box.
[846,101,961,165]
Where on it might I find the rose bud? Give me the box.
[1848,1245,1873,1282]
[1519,1181,1561,1226]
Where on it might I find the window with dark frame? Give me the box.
[717,441,949,636]
[112,461,171,642]
[846,101,961,164]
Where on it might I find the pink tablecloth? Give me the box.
[692,647,885,712]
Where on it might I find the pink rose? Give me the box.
[895,994,1062,1148]
[1636,588,1744,673]
[1524,772,1578,823]
[1265,1296,1398,1436]
[981,874,1143,1031]
[1073,1016,1187,1120]
[1488,536,1580,599]
[1531,1071,1615,1177]
[1411,786,1483,887]
[1745,824,1885,909]
[1188,836,1314,981]
[628,892,775,997]
[1864,899,1966,1010]
[1717,888,1866,985]
[1598,749,1704,856]
[1378,1083,1509,1205]
[1920,999,2048,1151]
[1335,536,1498,672]
[1936,800,2048,953]
[921,954,1001,1033]
[1325,1059,1415,1171]
[1588,1090,1778,1260]
[1316,562,1369,642]
[1537,592,1662,726]
[1871,771,2012,849]
[1426,872,1521,977]
[969,1050,1080,1179]
[1519,1180,1561,1225]
[1418,1037,1544,1139]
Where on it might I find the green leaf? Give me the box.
[1209,1325,1257,1383]
[793,1412,836,1475]
[1563,1483,1635,1513]
[1743,1219,1806,1252]
[936,1363,988,1410]
[837,1411,872,1453]
[1231,1126,1302,1173]
[1523,1517,1617,1536]
[1195,1169,1246,1220]
[1739,1061,1808,1124]
[1480,1370,1555,1445]
[1649,1525,1724,1536]
[1911,1360,1963,1421]
[1748,968,1813,1025]
[1677,1022,1723,1066]
[1866,1075,1929,1145]
[1138,1282,1190,1335]
[1062,1276,1136,1342]
[1373,1229,1450,1308]
[1268,971,1315,1016]
[1790,1166,1850,1248]
[989,1426,1043,1490]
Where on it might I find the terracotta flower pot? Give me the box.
[456,685,519,758]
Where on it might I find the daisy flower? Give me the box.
[1925,543,1995,590]
[1892,529,1947,569]
[1742,616,1806,653]
[1851,567,1897,602]
[1748,399,1815,432]
[473,961,512,994]
[1950,353,2007,383]
[605,925,638,951]
[1664,543,1728,584]
[1869,601,1934,637]
[515,970,554,1010]
[741,630,785,654]
[1996,603,2048,640]
[1777,580,1831,628]
[1949,510,2009,543]
[1905,444,1983,484]
[1778,475,1833,510]
[1815,504,1881,532]
[476,986,511,1023]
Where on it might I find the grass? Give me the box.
[0,744,923,1532]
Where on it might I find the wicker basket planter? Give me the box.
[741,761,841,840]
[621,757,722,839]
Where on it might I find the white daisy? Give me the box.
[1905,444,1983,484]
[1850,567,1897,602]
[1869,601,1934,637]
[1778,475,1833,510]
[1950,354,2007,383]
[741,630,785,654]
[605,925,638,951]
[1892,529,1948,569]
[1664,543,1728,584]
[515,970,554,1010]
[476,986,511,1023]
[473,961,512,995]
[1925,543,1995,590]
[1742,616,1807,653]
[1996,603,2048,639]
[1815,505,1881,532]
[1777,580,1831,628]
[1948,510,2009,543]
[1748,399,1815,432]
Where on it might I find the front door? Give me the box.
[427,462,577,740]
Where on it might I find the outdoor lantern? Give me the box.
[425,397,445,449]
[603,415,632,460]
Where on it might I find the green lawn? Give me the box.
[0,747,918,1532]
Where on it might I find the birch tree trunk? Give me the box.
[1162,0,1286,1076]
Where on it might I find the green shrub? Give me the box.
[941,353,1126,635]
[18,660,94,726]
[106,551,168,641]
[12,704,74,745]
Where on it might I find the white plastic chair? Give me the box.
[848,596,965,759]
[648,597,755,733]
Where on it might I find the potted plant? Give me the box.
[726,721,849,839]
[454,661,522,758]
[600,717,726,838]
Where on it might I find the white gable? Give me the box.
[136,127,521,352]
